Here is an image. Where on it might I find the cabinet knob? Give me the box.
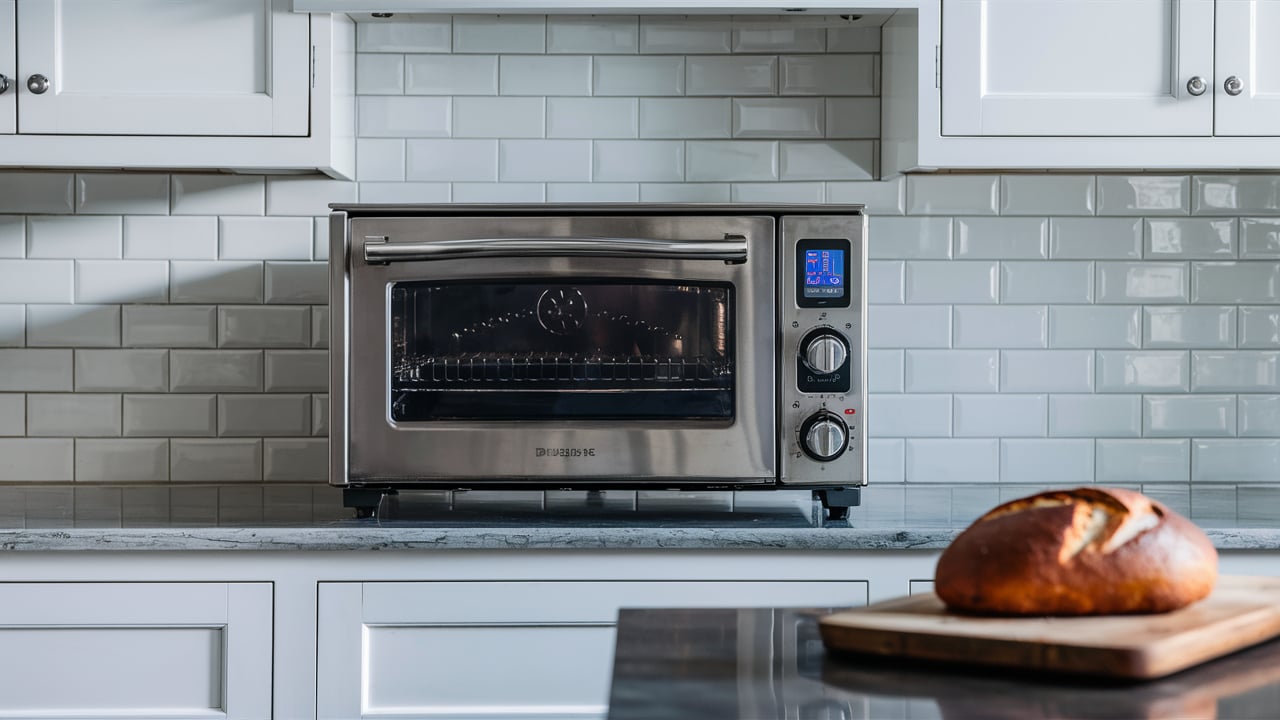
[0,74,9,95]
[1225,76,1244,96]
[1186,76,1207,96]
[26,74,49,95]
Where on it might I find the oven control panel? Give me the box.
[778,216,867,487]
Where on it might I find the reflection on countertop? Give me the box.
[608,606,1280,720]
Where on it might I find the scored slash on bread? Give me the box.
[935,487,1218,616]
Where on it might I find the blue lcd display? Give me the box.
[803,249,845,299]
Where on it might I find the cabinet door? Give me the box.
[943,0,1214,136]
[17,0,308,136]
[317,580,868,719]
[0,0,12,135]
[1215,0,1280,135]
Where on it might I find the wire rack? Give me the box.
[393,353,732,387]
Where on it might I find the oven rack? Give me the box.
[393,353,732,386]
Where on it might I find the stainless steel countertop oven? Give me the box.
[329,204,867,520]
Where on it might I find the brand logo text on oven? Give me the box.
[536,448,597,458]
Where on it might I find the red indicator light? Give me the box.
[844,408,856,415]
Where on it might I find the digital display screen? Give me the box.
[803,249,846,299]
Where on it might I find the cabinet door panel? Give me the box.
[0,0,12,135]
[18,0,308,136]
[1215,0,1280,135]
[943,0,1214,136]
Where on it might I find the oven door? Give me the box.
[341,215,777,485]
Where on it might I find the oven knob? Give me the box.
[800,413,848,462]
[802,333,848,375]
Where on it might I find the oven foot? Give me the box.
[815,488,861,523]
[344,488,394,519]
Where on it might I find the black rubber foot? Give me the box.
[344,488,392,519]
[816,488,861,522]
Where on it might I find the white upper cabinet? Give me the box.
[942,0,1214,136]
[1214,0,1280,135]
[0,0,12,135]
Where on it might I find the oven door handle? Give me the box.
[362,236,749,264]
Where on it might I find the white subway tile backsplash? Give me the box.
[453,15,545,53]
[76,174,169,215]
[218,395,310,436]
[1241,306,1280,348]
[1097,440,1189,484]
[170,350,262,392]
[1192,351,1280,392]
[686,141,777,182]
[0,394,22,436]
[405,55,498,95]
[867,217,951,259]
[123,217,217,260]
[74,349,167,392]
[594,141,684,182]
[1050,306,1141,349]
[908,176,999,216]
[356,54,404,95]
[1145,395,1235,437]
[953,305,1046,348]
[868,305,950,348]
[548,15,638,54]
[732,99,823,138]
[169,261,262,304]
[687,56,777,96]
[219,218,311,261]
[1096,350,1189,392]
[170,439,262,482]
[454,98,544,139]
[593,56,685,96]
[499,140,591,182]
[1240,396,1280,437]
[1001,350,1095,393]
[264,439,328,481]
[549,98,638,139]
[219,306,310,348]
[1192,261,1280,303]
[1095,262,1188,303]
[1194,175,1280,215]
[28,216,121,259]
[1049,395,1142,437]
[358,18,451,53]
[640,98,729,139]
[358,182,451,204]
[1193,440,1280,482]
[639,16,731,53]
[545,183,639,203]
[869,394,951,437]
[0,306,21,348]
[359,96,451,138]
[171,175,264,216]
[905,439,998,483]
[27,394,121,437]
[0,439,73,482]
[451,183,545,203]
[265,262,327,305]
[779,141,874,181]
[1144,306,1235,348]
[313,219,329,262]
[499,56,592,96]
[1240,218,1280,258]
[266,178,357,217]
[954,217,1047,259]
[26,305,119,347]
[1146,218,1236,259]
[827,25,879,52]
[780,55,874,95]
[0,216,22,259]
[730,183,824,203]
[357,139,406,182]
[1049,218,1142,259]
[1001,440,1093,484]
[1097,175,1189,216]
[905,261,998,304]
[0,260,73,304]
[868,349,903,392]
[825,98,880,138]
[312,307,329,349]
[75,261,167,304]
[953,394,1047,437]
[312,395,329,436]
[867,261,903,303]
[264,350,328,393]
[999,175,1095,216]
[867,439,904,485]
[638,183,730,202]
[828,178,904,215]
[904,350,999,393]
[406,139,498,182]
[123,395,216,437]
[0,174,75,214]
[734,23,826,53]
[1000,261,1094,304]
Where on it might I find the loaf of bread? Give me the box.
[935,487,1217,616]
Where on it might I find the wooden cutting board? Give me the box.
[820,575,1280,680]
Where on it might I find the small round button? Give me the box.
[802,332,848,375]
[800,413,848,462]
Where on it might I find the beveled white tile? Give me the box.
[867,349,903,392]
[866,440,904,485]
[76,174,168,215]
[1000,175,1095,216]
[358,18,451,52]
[405,55,497,95]
[0,439,72,482]
[171,175,264,216]
[867,217,951,259]
[1001,350,1094,393]
[264,439,328,481]
[27,394,121,437]
[26,305,119,347]
[867,261,903,303]
[686,141,777,182]
[1049,218,1142,259]
[1145,395,1235,437]
[0,394,23,436]
[827,25,880,51]
[218,306,310,348]
[453,15,545,53]
[451,183,545,203]
[1193,175,1280,215]
[0,260,72,303]
[779,141,874,180]
[731,98,823,138]
[0,306,22,348]
[406,139,498,182]
[499,56,591,96]
[356,54,404,95]
[868,305,950,348]
[687,56,777,96]
[1050,306,1141,349]
[1097,175,1189,215]
[357,182,451,204]
[640,98,729,139]
[123,305,216,348]
[904,350,999,392]
[123,394,216,437]
[594,141,684,182]
[1096,350,1189,392]
[954,217,1047,259]
[74,349,167,392]
[1240,395,1280,437]
[1001,440,1093,484]
[953,305,1046,348]
[905,261,998,304]
[1096,439,1189,483]
[75,260,167,303]
[1192,261,1280,303]
[218,394,310,437]
[954,394,1047,437]
[1095,262,1188,303]
[733,23,825,52]
[593,56,685,96]
[219,217,311,260]
[453,97,544,139]
[27,216,121,259]
[547,15,638,54]
[0,173,75,214]
[638,15,730,52]
[170,439,262,482]
[357,139,406,182]
[265,350,329,393]
[123,217,217,260]
[1049,395,1141,437]
[828,178,904,215]
[499,140,591,182]
[358,96,451,137]
[1146,218,1236,259]
[266,178,356,217]
[545,183,640,203]
[730,182,823,204]
[121,486,170,527]
[780,55,875,95]
[169,261,262,304]
[824,97,880,138]
[312,306,329,349]
[1144,306,1235,348]
[905,439,998,484]
[1193,439,1280,483]
[1240,306,1280,348]
[0,216,23,259]
[313,218,328,262]
[868,394,950,437]
[637,184,729,203]
[312,395,329,436]
[548,98,638,139]
[907,175,999,215]
[1192,351,1280,392]
[1240,218,1280,258]
[265,262,327,304]
[170,350,262,392]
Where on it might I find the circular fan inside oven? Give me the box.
[537,287,588,336]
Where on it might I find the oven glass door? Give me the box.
[344,215,776,483]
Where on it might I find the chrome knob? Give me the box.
[801,414,848,462]
[802,333,848,375]
[1186,76,1207,96]
[0,75,9,95]
[26,74,49,95]
[1225,76,1244,96]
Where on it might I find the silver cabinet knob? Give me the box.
[0,74,9,95]
[26,74,49,95]
[1186,76,1207,96]
[802,333,848,375]
[1225,76,1244,96]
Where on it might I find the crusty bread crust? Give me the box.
[935,487,1218,616]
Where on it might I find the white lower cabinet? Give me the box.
[0,582,273,720]
[316,580,868,720]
